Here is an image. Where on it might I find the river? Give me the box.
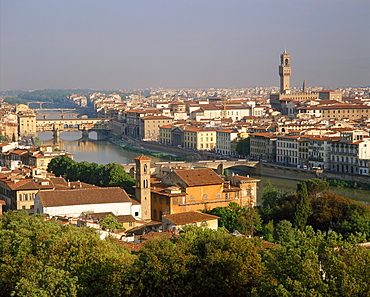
[37,130,370,206]
[37,131,167,164]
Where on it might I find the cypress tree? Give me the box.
[293,182,312,230]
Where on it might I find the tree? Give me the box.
[178,226,263,296]
[47,155,75,177]
[99,215,123,232]
[309,191,370,239]
[301,178,329,199]
[0,134,9,143]
[204,203,240,232]
[235,137,250,157]
[46,157,134,194]
[0,211,134,297]
[293,182,312,230]
[237,206,262,237]
[274,220,295,245]
[126,236,192,297]
[204,202,261,236]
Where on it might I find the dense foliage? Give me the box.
[235,137,250,157]
[17,89,93,103]
[3,97,27,105]
[1,212,369,297]
[326,178,370,191]
[0,211,134,297]
[47,155,135,194]
[203,202,261,236]
[257,178,370,240]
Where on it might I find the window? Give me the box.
[135,212,139,216]
[153,209,157,219]
[202,194,208,200]
[189,195,195,201]
[215,193,221,199]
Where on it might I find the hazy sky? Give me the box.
[1,0,369,90]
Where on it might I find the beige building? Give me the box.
[298,104,370,120]
[249,132,277,162]
[319,90,343,102]
[18,113,37,137]
[183,127,217,150]
[139,115,173,141]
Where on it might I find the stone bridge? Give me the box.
[36,118,112,138]
[122,159,259,176]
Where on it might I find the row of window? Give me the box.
[277,149,298,156]
[19,193,36,201]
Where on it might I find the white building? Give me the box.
[34,187,141,219]
[215,129,239,156]
[276,135,300,166]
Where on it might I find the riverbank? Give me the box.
[109,137,188,161]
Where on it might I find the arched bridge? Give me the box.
[36,118,112,138]
[122,159,259,176]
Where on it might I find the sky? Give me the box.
[1,0,369,91]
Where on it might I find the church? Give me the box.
[134,155,259,221]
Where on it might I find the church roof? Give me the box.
[39,187,131,207]
[174,167,224,187]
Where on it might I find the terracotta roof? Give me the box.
[83,212,114,221]
[116,214,136,223]
[4,177,55,191]
[140,115,173,120]
[39,187,131,207]
[163,211,219,225]
[174,168,223,187]
[134,155,152,161]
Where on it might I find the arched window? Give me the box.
[143,164,147,173]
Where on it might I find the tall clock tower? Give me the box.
[279,47,291,94]
[134,155,152,221]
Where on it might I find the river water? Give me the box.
[37,130,370,206]
[37,131,166,164]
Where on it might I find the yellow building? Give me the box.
[147,167,259,220]
[159,124,173,145]
[184,127,217,150]
[18,113,37,136]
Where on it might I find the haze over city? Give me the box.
[1,0,369,91]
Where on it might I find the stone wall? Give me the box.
[245,162,370,184]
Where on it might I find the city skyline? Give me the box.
[1,0,369,91]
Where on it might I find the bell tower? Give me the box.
[134,155,152,221]
[279,46,291,94]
